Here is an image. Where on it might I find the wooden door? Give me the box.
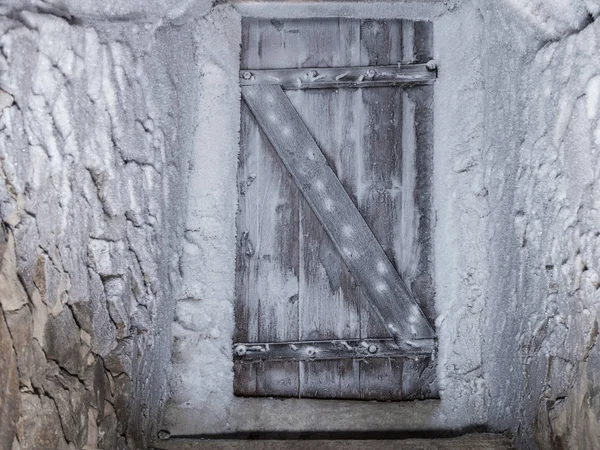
[234,18,437,400]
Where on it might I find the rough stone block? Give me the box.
[0,233,29,312]
[88,238,127,278]
[105,338,134,377]
[104,276,132,340]
[98,402,119,449]
[17,393,68,450]
[44,361,90,448]
[0,313,19,450]
[72,270,117,358]
[44,306,81,375]
[4,306,33,387]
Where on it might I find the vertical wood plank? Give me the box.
[234,101,261,396]
[357,19,406,400]
[402,356,438,399]
[393,21,437,400]
[233,361,257,396]
[360,358,403,400]
[276,19,362,399]
[413,21,433,64]
[236,17,300,397]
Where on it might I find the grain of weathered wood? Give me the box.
[398,21,438,395]
[239,64,435,89]
[276,18,362,398]
[242,84,434,340]
[234,102,260,396]
[236,21,301,396]
[402,356,438,399]
[233,338,435,362]
[356,19,405,400]
[233,361,257,397]
[236,18,437,401]
[413,21,433,64]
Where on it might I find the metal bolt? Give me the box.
[367,344,378,354]
[235,345,247,356]
[242,71,252,80]
[310,69,318,77]
[426,59,437,71]
[366,69,376,78]
[305,346,316,357]
[157,430,171,440]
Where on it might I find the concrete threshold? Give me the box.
[151,434,515,450]
[165,398,481,437]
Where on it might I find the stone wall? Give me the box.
[479,2,600,449]
[0,8,203,449]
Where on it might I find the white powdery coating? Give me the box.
[164,5,242,436]
[377,260,388,274]
[0,0,213,24]
[375,282,388,293]
[165,2,600,446]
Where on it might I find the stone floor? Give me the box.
[151,434,514,449]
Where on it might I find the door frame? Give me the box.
[165,0,489,437]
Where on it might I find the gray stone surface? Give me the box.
[44,361,91,448]
[0,2,203,447]
[0,312,19,450]
[477,4,600,449]
[17,393,69,450]
[44,306,81,375]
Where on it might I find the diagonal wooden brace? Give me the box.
[242,84,435,341]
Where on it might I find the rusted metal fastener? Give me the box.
[368,344,378,354]
[366,68,376,78]
[235,345,247,356]
[305,346,316,357]
[242,71,252,80]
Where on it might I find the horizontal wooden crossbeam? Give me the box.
[240,63,436,89]
[233,338,435,362]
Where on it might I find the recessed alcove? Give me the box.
[164,0,490,438]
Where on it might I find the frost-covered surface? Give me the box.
[164,2,490,435]
[1,0,599,448]
[0,0,212,24]
[0,8,202,449]
[479,2,600,448]
[165,5,242,434]
[166,3,600,448]
[432,2,489,427]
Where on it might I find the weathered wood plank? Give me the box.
[233,361,257,396]
[236,17,300,397]
[234,102,260,396]
[402,356,438,399]
[356,19,405,399]
[392,21,438,400]
[255,361,299,397]
[237,18,438,401]
[413,21,433,64]
[242,83,434,341]
[360,357,403,400]
[270,18,361,399]
[299,359,360,399]
[233,338,435,362]
[240,64,435,89]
